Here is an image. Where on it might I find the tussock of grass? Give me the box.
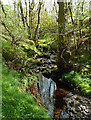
[2,66,50,119]
[63,71,91,97]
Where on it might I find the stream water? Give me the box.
[37,72,69,119]
[37,72,56,117]
[36,72,91,119]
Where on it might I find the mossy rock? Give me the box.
[2,43,15,61]
[34,59,42,66]
[27,50,36,57]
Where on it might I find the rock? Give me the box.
[85,109,89,113]
[41,67,47,71]
[72,95,78,99]
[63,91,91,119]
[71,107,77,114]
[61,111,69,118]
[66,92,73,97]
[69,112,74,117]
[75,96,80,100]
[82,111,88,115]
[81,105,86,110]
[50,55,55,59]
[78,106,81,111]
[70,100,76,106]
[75,106,81,112]
[51,59,56,63]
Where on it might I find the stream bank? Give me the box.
[22,49,91,119]
[37,73,91,119]
[30,52,91,97]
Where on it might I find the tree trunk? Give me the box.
[57,2,65,61]
[34,2,42,42]
[14,1,16,16]
[17,1,20,24]
[79,0,85,38]
[28,0,31,39]
[57,1,73,73]
[88,1,91,51]
[25,0,27,24]
[19,0,25,28]
[68,1,76,44]
[25,0,29,29]
[30,0,35,39]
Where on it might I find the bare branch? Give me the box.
[0,1,7,18]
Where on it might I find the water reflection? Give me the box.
[37,72,69,119]
[38,72,56,117]
[54,88,69,119]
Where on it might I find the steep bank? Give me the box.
[2,65,50,119]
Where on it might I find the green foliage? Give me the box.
[37,36,57,53]
[17,40,40,56]
[1,35,11,42]
[37,38,51,47]
[2,42,15,61]
[63,71,91,96]
[39,10,57,39]
[1,2,58,57]
[2,66,50,119]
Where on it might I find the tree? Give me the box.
[19,0,25,28]
[56,1,73,73]
[78,1,85,39]
[34,1,42,42]
[57,1,65,70]
[68,1,76,44]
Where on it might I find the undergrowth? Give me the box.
[2,66,50,119]
[62,71,91,97]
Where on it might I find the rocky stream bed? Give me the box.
[57,91,91,119]
[30,53,91,119]
[65,93,91,119]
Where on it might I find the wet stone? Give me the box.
[75,106,81,112]
[71,107,77,114]
[69,112,74,117]
[85,109,89,113]
[63,92,91,119]
[66,92,73,97]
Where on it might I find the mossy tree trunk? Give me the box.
[57,2,65,70]
[57,1,73,73]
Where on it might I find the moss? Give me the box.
[34,59,41,65]
[2,43,15,61]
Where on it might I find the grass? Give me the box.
[2,66,51,119]
[63,71,91,97]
